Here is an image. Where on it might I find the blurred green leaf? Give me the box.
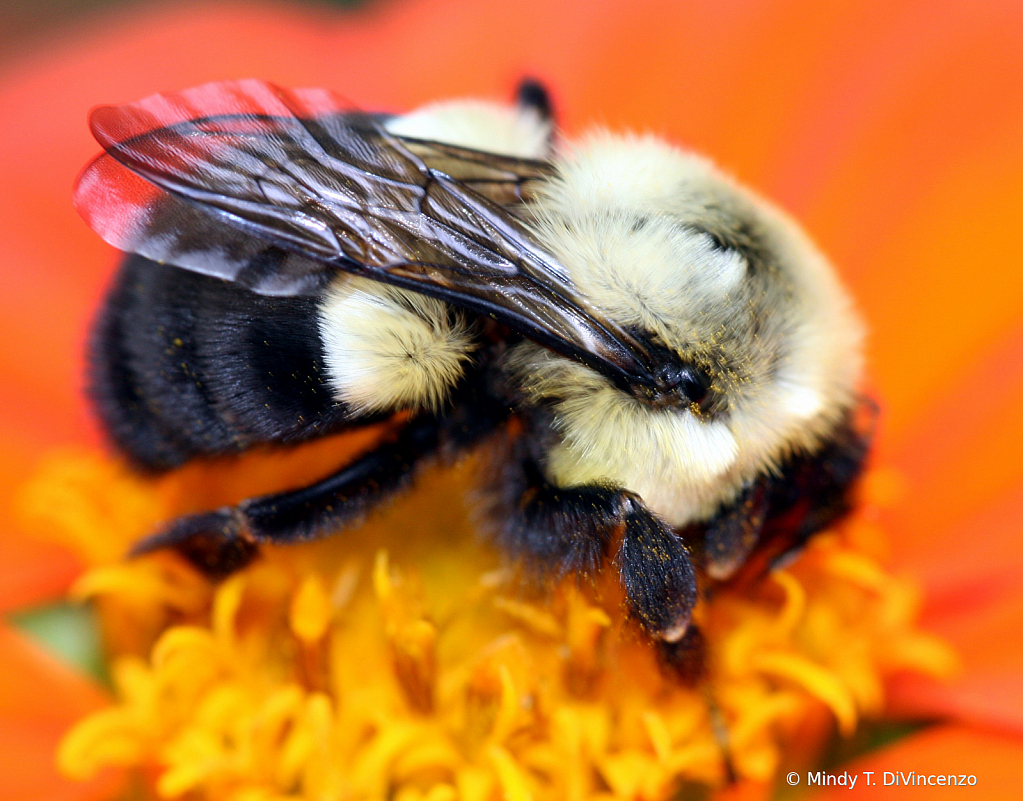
[8,601,108,685]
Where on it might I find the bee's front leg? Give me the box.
[489,453,698,646]
[614,494,699,642]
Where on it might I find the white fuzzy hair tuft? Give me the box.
[319,277,473,414]
[506,343,744,526]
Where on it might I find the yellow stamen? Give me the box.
[16,450,956,800]
[289,574,332,644]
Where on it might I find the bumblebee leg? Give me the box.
[133,414,448,577]
[133,366,511,577]
[703,479,769,580]
[132,509,258,577]
[615,495,699,641]
[775,419,869,559]
[657,625,708,686]
[494,457,698,642]
[501,460,621,577]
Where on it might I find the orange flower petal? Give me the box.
[0,439,83,612]
[884,324,1023,584]
[807,724,1023,799]
[0,624,122,801]
[880,325,1023,727]
[887,558,1023,732]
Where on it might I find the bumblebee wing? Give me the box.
[73,79,656,389]
[76,150,333,295]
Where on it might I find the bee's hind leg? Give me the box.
[487,451,698,647]
[131,507,257,578]
[133,368,512,578]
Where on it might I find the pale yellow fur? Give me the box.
[384,99,551,158]
[319,277,472,414]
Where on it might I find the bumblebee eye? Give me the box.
[675,365,711,407]
[651,360,712,408]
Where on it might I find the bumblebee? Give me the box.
[75,78,868,663]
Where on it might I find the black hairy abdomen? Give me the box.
[89,255,353,471]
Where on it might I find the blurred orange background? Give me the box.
[1,0,1022,798]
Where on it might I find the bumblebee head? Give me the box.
[509,133,864,526]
